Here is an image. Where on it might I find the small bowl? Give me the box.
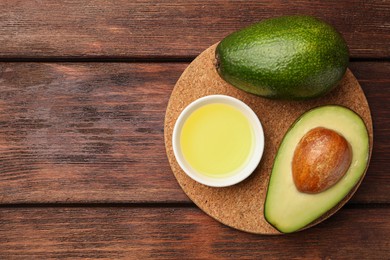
[172,95,264,187]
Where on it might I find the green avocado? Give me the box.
[215,15,349,100]
[264,105,370,233]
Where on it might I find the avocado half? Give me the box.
[264,105,370,233]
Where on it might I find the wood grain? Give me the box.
[0,62,388,204]
[0,206,388,259]
[349,62,390,203]
[0,1,388,257]
[0,0,389,59]
[0,62,188,203]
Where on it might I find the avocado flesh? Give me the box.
[264,106,369,233]
[216,15,349,100]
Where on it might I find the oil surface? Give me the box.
[180,103,253,177]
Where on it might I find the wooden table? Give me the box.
[0,1,389,258]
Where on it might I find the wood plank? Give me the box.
[0,0,389,59]
[0,62,189,203]
[349,62,390,203]
[0,206,388,258]
[0,62,388,204]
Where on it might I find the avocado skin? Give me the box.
[216,15,349,100]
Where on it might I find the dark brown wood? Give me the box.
[0,0,389,59]
[349,62,390,203]
[0,206,388,258]
[0,1,388,257]
[0,62,188,203]
[0,62,388,204]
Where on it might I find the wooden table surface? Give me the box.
[0,1,389,259]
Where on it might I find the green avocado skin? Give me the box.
[216,15,349,100]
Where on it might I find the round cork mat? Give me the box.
[164,44,373,234]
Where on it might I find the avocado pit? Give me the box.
[292,127,352,194]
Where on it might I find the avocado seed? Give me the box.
[292,127,352,194]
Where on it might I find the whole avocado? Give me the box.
[215,15,349,100]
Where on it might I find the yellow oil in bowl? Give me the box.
[180,103,254,178]
[172,95,264,187]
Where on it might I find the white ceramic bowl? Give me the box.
[172,95,264,187]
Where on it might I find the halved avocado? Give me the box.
[264,105,370,233]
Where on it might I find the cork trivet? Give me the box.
[164,44,373,234]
